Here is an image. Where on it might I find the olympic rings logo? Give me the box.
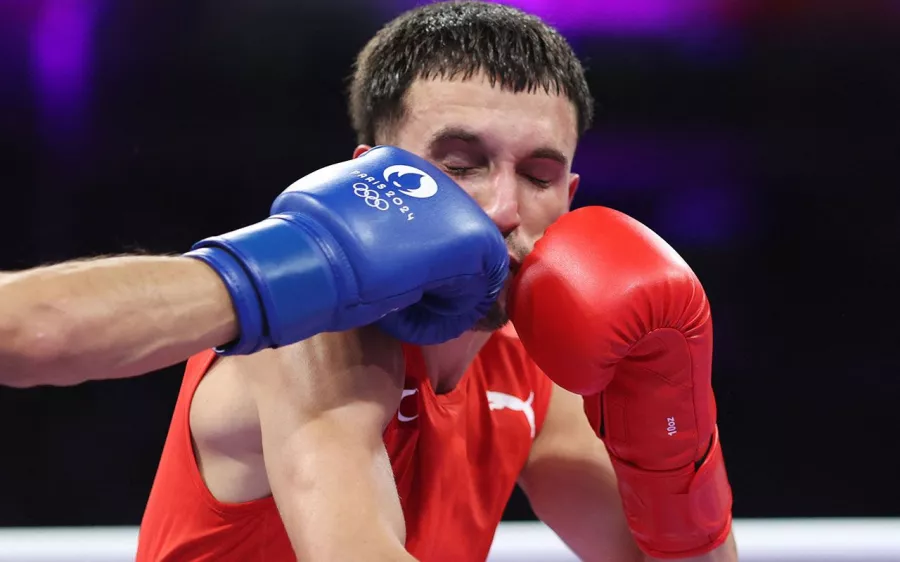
[353,183,390,211]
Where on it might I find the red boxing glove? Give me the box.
[509,206,733,559]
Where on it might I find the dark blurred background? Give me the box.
[1,0,898,527]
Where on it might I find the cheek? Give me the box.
[520,186,570,232]
[456,178,493,208]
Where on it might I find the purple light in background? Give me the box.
[507,0,721,35]
[654,186,748,246]
[31,0,102,136]
[574,131,741,194]
[572,130,749,247]
[391,0,731,36]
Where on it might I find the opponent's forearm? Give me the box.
[0,256,238,387]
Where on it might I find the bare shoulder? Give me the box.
[239,325,406,413]
[193,326,404,446]
[189,326,405,502]
[190,350,262,458]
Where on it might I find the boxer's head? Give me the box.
[350,1,593,330]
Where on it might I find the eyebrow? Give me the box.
[427,126,569,167]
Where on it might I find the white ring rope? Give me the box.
[0,519,898,562]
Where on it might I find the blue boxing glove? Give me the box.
[185,146,509,354]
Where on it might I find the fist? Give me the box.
[508,206,710,396]
[508,206,731,558]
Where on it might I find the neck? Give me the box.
[419,330,493,394]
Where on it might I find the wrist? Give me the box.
[187,215,342,354]
[184,247,265,354]
[611,427,733,559]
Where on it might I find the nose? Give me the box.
[481,171,521,237]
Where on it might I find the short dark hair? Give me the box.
[348,1,594,146]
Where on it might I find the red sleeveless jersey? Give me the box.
[137,325,552,561]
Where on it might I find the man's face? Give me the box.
[358,73,581,330]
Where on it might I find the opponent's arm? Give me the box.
[1,146,507,389]
[235,327,416,562]
[520,384,737,562]
[0,256,237,388]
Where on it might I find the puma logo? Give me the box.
[487,391,536,439]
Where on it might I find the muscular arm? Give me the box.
[519,384,738,562]
[0,256,237,387]
[233,327,415,561]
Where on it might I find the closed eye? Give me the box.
[527,175,552,188]
[445,166,474,178]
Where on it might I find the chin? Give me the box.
[472,308,510,332]
[472,286,511,333]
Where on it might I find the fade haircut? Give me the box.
[349,1,594,146]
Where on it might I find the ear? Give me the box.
[567,173,580,208]
[353,144,374,159]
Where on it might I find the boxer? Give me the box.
[137,3,737,561]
